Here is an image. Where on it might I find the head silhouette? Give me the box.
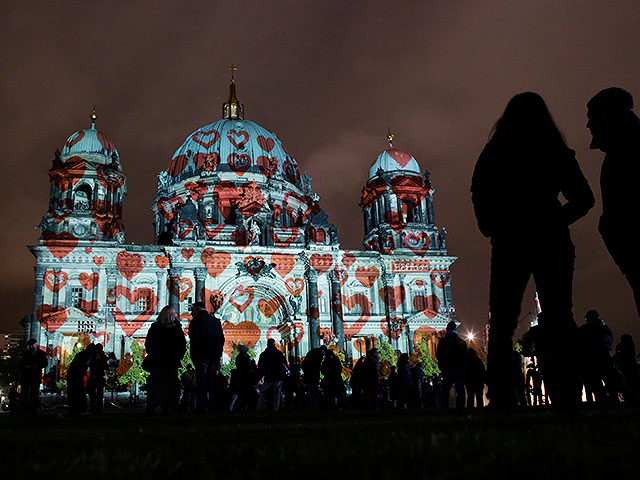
[492,92,566,150]
[587,87,635,151]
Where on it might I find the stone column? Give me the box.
[306,269,320,349]
[195,268,207,304]
[382,271,396,344]
[156,271,167,309]
[106,269,119,355]
[31,266,46,342]
[168,267,183,313]
[328,271,345,351]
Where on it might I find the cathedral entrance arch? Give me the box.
[216,276,294,358]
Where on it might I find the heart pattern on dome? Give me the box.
[191,129,220,149]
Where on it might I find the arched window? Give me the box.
[74,184,92,211]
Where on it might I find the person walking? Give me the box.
[577,309,615,403]
[466,348,486,408]
[587,88,640,318]
[436,321,469,408]
[87,343,108,414]
[67,343,96,415]
[19,339,48,414]
[257,338,289,411]
[189,300,225,414]
[471,92,594,409]
[144,305,186,414]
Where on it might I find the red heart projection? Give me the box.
[93,256,105,266]
[258,296,286,318]
[184,180,210,200]
[227,153,251,175]
[355,266,379,288]
[112,285,158,336]
[271,228,299,246]
[36,304,68,333]
[155,255,169,269]
[76,299,100,316]
[341,293,372,340]
[201,248,231,277]
[116,251,144,281]
[342,252,356,269]
[79,272,99,291]
[257,135,275,152]
[168,277,193,302]
[416,279,424,287]
[202,222,226,240]
[381,317,406,340]
[168,155,189,177]
[194,152,221,172]
[44,270,68,293]
[243,256,266,277]
[412,294,441,318]
[310,253,333,274]
[192,128,220,149]
[85,247,93,255]
[384,211,406,233]
[65,130,85,149]
[180,313,193,334]
[379,286,406,311]
[42,231,78,260]
[306,306,320,321]
[387,148,413,168]
[200,288,224,313]
[229,285,255,313]
[177,220,194,239]
[227,129,250,149]
[285,278,305,296]
[403,232,430,256]
[257,156,279,177]
[182,248,194,260]
[222,321,261,356]
[157,196,185,221]
[96,131,114,152]
[333,267,348,287]
[288,322,305,346]
[271,253,296,278]
[430,270,451,289]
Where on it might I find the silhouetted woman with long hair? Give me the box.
[471,92,594,409]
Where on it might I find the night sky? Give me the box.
[2,1,640,346]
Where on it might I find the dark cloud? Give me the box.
[2,1,640,343]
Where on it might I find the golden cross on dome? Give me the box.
[228,64,238,82]
[387,126,395,147]
[90,106,97,128]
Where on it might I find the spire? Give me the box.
[387,126,394,147]
[222,64,244,120]
[90,106,97,129]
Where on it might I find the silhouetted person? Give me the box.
[179,364,197,412]
[577,309,615,403]
[466,349,486,408]
[362,348,381,409]
[301,345,325,409]
[67,343,96,415]
[396,353,412,409]
[321,349,345,410]
[614,334,640,402]
[19,339,48,414]
[587,87,640,318]
[525,362,544,406]
[472,92,594,409]
[87,343,108,414]
[189,301,225,413]
[257,338,289,411]
[145,305,186,414]
[436,321,469,408]
[229,344,259,411]
[350,356,366,409]
[411,362,425,408]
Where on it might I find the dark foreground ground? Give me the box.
[1,405,638,479]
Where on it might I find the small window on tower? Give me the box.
[136,291,153,313]
[74,185,92,211]
[70,287,84,308]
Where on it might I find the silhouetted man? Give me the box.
[587,87,640,318]
[577,309,615,403]
[19,339,48,414]
[257,338,289,411]
[189,301,225,413]
[436,321,469,408]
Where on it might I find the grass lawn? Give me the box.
[1,405,638,479]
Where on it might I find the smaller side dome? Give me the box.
[368,148,421,179]
[61,110,115,159]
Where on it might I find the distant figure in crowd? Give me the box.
[411,362,425,408]
[614,334,640,402]
[302,345,325,409]
[395,353,412,409]
[362,348,381,409]
[349,355,366,409]
[144,305,186,415]
[466,349,486,408]
[257,338,289,411]
[472,92,594,409]
[179,364,197,412]
[321,349,345,410]
[19,339,48,414]
[587,88,640,318]
[189,298,225,414]
[67,343,96,415]
[436,321,469,408]
[229,344,259,411]
[87,343,108,414]
[577,309,615,403]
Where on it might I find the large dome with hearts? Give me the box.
[165,117,302,188]
[368,148,422,180]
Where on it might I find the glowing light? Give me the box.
[465,332,475,342]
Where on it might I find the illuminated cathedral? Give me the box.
[27,73,456,370]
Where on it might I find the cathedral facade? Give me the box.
[27,80,456,368]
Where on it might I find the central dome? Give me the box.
[165,118,302,188]
[368,148,421,180]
